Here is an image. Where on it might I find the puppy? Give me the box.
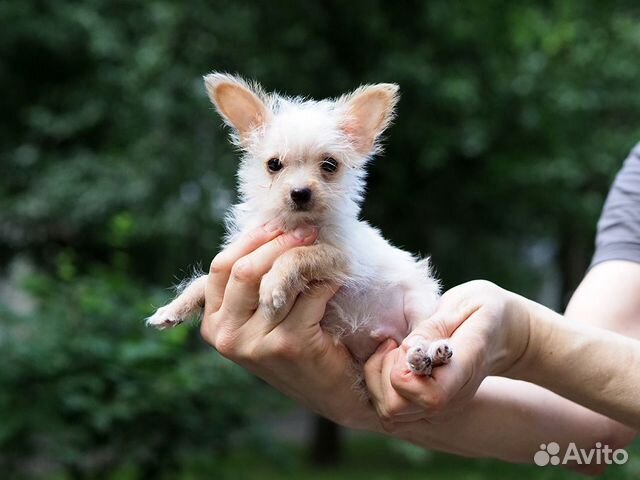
[147,73,452,376]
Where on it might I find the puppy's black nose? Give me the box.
[290,187,312,207]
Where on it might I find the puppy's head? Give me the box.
[204,73,399,229]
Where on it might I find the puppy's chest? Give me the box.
[321,282,409,363]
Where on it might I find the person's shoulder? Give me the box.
[624,143,640,168]
[590,142,640,269]
[615,143,640,188]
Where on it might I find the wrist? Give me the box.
[504,297,555,381]
[495,291,534,378]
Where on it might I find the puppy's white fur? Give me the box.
[147,73,450,375]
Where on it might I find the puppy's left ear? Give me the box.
[203,73,270,143]
[340,83,399,155]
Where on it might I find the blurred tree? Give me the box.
[1,0,639,476]
[2,0,639,294]
[0,258,283,478]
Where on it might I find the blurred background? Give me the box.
[1,1,640,479]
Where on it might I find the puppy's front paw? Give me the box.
[259,272,291,318]
[146,305,185,330]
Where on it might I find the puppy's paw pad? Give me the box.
[146,306,184,330]
[406,344,433,376]
[429,340,453,366]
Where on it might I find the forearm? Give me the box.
[512,300,640,430]
[385,377,632,467]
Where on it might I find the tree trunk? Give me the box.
[558,227,591,309]
[309,415,342,466]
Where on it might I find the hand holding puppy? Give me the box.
[199,223,381,430]
[364,280,531,426]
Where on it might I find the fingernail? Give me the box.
[264,218,281,233]
[292,225,317,241]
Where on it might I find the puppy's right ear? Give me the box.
[340,83,399,156]
[203,73,270,142]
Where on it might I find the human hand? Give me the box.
[364,280,531,426]
[200,223,380,430]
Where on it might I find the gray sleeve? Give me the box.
[590,143,640,267]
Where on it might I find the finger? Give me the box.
[364,339,397,403]
[365,344,424,427]
[379,348,424,420]
[277,282,339,331]
[205,220,283,315]
[219,226,318,324]
[363,338,398,394]
[364,341,423,420]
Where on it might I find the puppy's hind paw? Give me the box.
[406,343,433,376]
[405,338,453,376]
[429,339,453,366]
[145,305,185,330]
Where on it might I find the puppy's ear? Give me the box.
[340,83,399,155]
[203,73,270,142]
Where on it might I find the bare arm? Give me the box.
[381,378,631,463]
[515,261,640,428]
[365,262,640,473]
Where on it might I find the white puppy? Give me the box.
[147,73,452,376]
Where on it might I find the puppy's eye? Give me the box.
[267,157,283,173]
[321,157,339,173]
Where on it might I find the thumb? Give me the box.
[403,291,476,351]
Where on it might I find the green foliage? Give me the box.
[2,1,639,289]
[1,0,639,477]
[0,259,281,478]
